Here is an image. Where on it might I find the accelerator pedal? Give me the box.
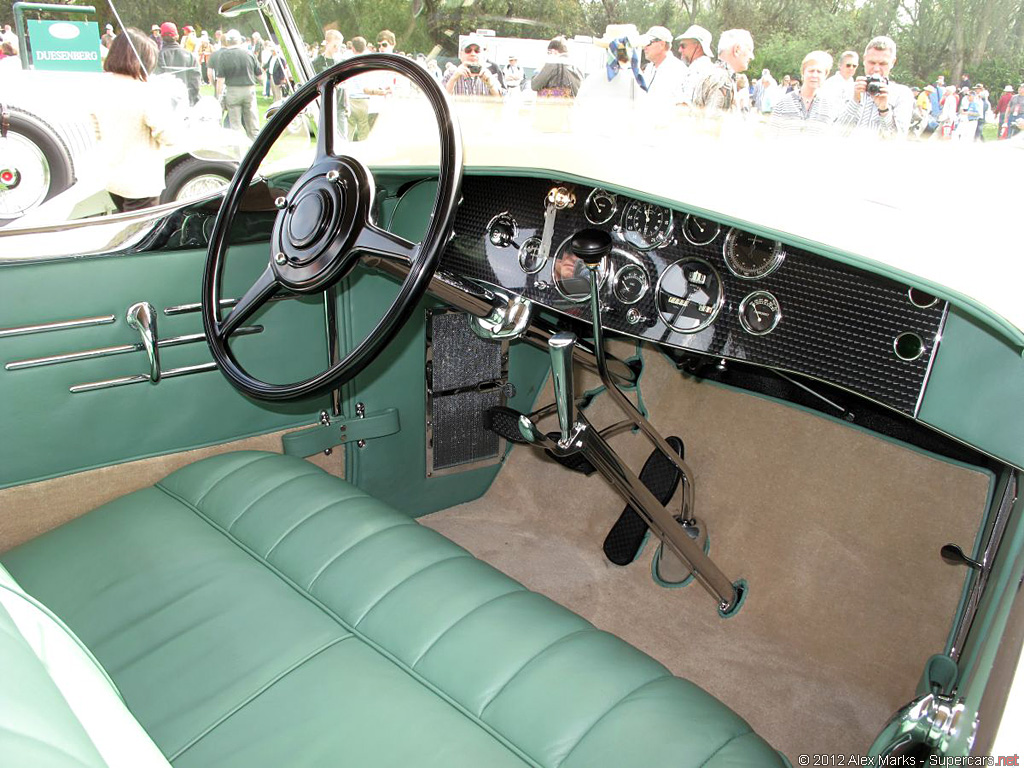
[602,436,684,565]
[483,406,596,475]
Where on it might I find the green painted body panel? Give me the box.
[918,308,1024,470]
[0,243,329,489]
[333,174,552,517]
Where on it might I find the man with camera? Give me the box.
[835,36,912,137]
[444,36,502,98]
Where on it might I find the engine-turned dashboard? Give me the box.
[440,175,948,416]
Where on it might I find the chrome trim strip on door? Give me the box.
[69,362,218,393]
[164,295,293,315]
[5,326,263,370]
[0,315,116,338]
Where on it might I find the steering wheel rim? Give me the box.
[202,54,463,401]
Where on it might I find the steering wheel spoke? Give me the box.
[202,54,462,401]
[316,80,337,159]
[354,222,420,265]
[219,264,281,338]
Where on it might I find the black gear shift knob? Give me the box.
[571,229,612,268]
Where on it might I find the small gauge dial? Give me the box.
[723,228,785,279]
[612,263,649,305]
[738,291,782,335]
[551,236,608,303]
[655,259,724,333]
[486,211,518,248]
[518,236,545,274]
[681,214,722,246]
[584,189,617,225]
[621,201,673,250]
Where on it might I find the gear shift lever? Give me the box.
[548,332,578,446]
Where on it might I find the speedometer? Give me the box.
[620,201,673,250]
[722,228,786,279]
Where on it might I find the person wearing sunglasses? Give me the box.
[376,30,395,53]
[443,35,501,98]
[820,50,858,103]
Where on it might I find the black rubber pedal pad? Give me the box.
[602,436,684,566]
[484,406,596,475]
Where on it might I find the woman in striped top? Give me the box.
[768,50,842,136]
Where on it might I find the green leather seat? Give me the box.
[2,451,784,767]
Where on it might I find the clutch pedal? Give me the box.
[602,436,684,565]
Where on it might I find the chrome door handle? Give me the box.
[126,302,161,383]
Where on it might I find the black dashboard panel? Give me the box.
[439,176,947,416]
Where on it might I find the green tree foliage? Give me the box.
[74,0,1022,83]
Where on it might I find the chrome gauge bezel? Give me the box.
[610,252,650,305]
[680,214,722,247]
[722,228,786,280]
[486,211,519,247]
[551,235,609,303]
[620,200,674,251]
[737,290,782,336]
[655,257,724,334]
[584,188,618,225]
[518,236,546,274]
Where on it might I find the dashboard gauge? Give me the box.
[612,262,649,305]
[722,228,786,279]
[738,291,782,335]
[584,189,617,225]
[681,214,722,247]
[655,258,724,333]
[486,211,518,248]
[551,236,608,303]
[518,236,545,274]
[621,201,673,250]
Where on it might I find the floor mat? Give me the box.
[421,346,990,760]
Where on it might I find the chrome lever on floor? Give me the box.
[570,229,742,615]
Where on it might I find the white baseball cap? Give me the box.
[640,26,673,45]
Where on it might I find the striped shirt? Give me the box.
[768,90,842,136]
[835,82,913,137]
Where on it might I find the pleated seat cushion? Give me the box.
[2,451,785,767]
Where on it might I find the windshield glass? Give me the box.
[1,0,1022,237]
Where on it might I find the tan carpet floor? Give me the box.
[421,346,991,760]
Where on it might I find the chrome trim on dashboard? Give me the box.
[0,315,116,338]
[5,326,262,370]
[915,302,949,418]
[69,362,219,393]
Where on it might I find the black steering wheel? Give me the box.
[202,54,463,401]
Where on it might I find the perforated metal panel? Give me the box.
[426,309,508,476]
[439,175,947,416]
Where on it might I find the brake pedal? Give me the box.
[484,406,596,475]
[602,436,684,565]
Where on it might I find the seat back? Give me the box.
[0,564,170,768]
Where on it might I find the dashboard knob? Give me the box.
[571,228,612,268]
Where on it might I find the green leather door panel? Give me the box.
[0,243,330,488]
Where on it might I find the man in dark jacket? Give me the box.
[155,22,200,106]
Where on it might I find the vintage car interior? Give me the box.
[2,54,1023,767]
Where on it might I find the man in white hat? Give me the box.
[640,26,686,106]
[675,24,714,106]
[444,35,502,98]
